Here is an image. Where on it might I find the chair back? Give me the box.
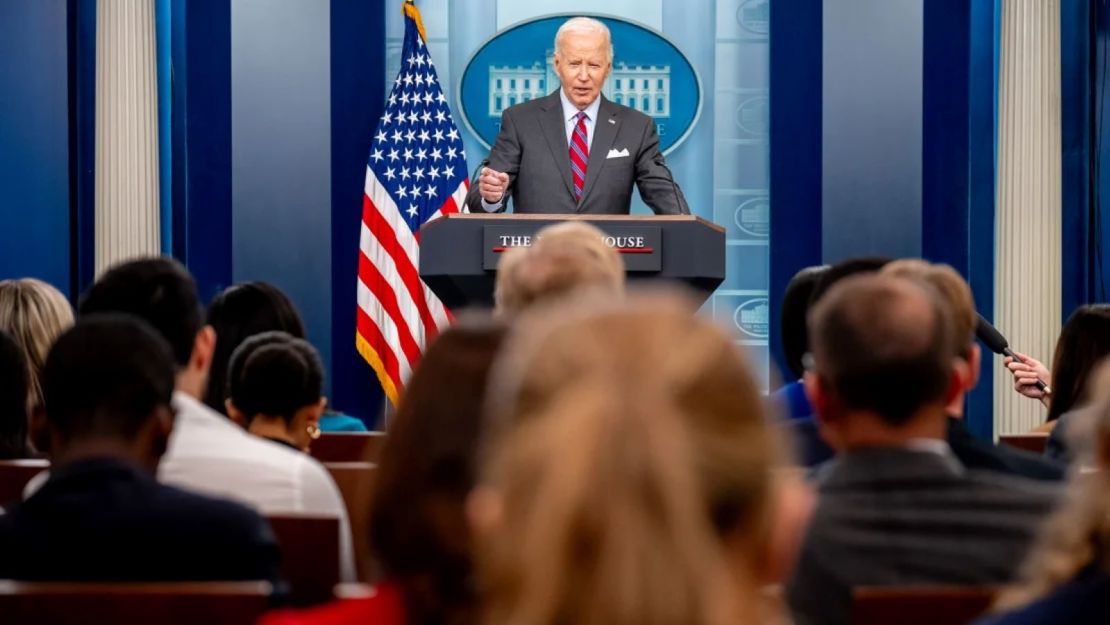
[310,432,386,463]
[998,433,1050,454]
[0,580,271,625]
[266,514,339,606]
[0,459,49,505]
[852,586,996,625]
[324,462,376,581]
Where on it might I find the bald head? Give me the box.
[808,274,955,426]
[882,259,976,358]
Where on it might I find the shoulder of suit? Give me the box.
[962,467,1064,500]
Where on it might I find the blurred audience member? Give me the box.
[494,222,624,317]
[882,260,1063,481]
[786,274,1059,625]
[259,315,507,625]
[226,332,326,452]
[0,315,281,584]
[978,362,1110,625]
[0,330,30,460]
[772,265,828,420]
[78,257,355,582]
[206,282,365,432]
[0,278,74,414]
[475,292,808,625]
[1004,305,1110,462]
[787,257,890,467]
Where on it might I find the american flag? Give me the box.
[356,1,467,406]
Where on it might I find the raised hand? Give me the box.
[479,167,510,203]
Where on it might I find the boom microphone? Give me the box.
[975,314,1050,393]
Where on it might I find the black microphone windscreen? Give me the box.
[975,314,1010,354]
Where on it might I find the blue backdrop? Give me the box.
[0,0,72,295]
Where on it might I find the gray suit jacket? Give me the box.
[464,92,690,215]
[786,448,1060,625]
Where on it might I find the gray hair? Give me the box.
[554,17,614,63]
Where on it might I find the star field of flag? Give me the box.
[368,18,468,233]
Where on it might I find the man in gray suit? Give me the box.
[465,17,689,215]
[785,274,1059,625]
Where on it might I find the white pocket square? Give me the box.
[606,148,630,159]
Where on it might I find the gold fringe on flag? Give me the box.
[402,0,428,44]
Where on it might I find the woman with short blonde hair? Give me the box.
[0,279,74,412]
[475,292,792,625]
[493,222,625,317]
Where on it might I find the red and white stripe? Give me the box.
[355,165,466,404]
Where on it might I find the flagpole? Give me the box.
[401,0,427,44]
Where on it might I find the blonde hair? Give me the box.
[0,279,74,411]
[494,222,625,317]
[995,360,1110,610]
[478,291,780,625]
[882,259,976,356]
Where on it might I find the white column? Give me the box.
[993,0,1062,435]
[95,0,161,275]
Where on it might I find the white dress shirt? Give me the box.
[481,90,602,212]
[159,392,356,582]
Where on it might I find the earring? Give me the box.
[307,423,322,440]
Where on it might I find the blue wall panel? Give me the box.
[69,0,96,298]
[1061,0,1094,314]
[822,0,923,262]
[922,0,970,273]
[231,0,334,395]
[769,0,822,384]
[172,0,232,305]
[0,0,71,292]
[330,0,387,425]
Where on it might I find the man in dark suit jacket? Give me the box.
[785,274,1059,625]
[881,260,1066,481]
[0,315,282,586]
[465,17,689,215]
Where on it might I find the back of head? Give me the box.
[807,256,891,308]
[882,259,976,358]
[780,265,829,378]
[0,278,75,411]
[78,257,201,368]
[42,315,176,446]
[226,331,322,424]
[204,282,306,413]
[370,314,507,625]
[0,330,30,459]
[494,222,624,317]
[808,274,955,426]
[479,292,777,625]
[1047,304,1110,422]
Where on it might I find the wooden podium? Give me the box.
[418,214,725,308]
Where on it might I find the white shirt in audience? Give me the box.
[160,391,356,582]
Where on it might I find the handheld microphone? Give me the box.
[975,314,1050,393]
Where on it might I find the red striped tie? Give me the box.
[569,111,589,201]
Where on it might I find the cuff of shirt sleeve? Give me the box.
[480,196,503,212]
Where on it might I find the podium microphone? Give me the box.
[975,313,1050,393]
[653,155,689,215]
